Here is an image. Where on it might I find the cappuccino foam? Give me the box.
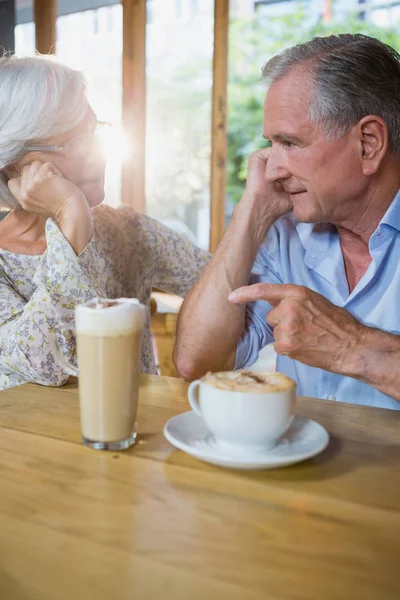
[202,371,296,393]
[76,297,145,337]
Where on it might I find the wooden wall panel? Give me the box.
[209,0,229,252]
[34,0,57,54]
[122,0,146,212]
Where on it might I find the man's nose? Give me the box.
[265,151,290,183]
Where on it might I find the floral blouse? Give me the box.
[0,204,210,390]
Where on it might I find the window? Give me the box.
[56,1,123,208]
[15,0,35,55]
[175,0,183,19]
[17,0,400,250]
[191,0,199,15]
[145,0,214,249]
[147,0,155,24]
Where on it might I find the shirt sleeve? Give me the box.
[234,226,283,370]
[142,215,211,296]
[0,219,106,389]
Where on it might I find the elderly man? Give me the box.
[173,33,400,410]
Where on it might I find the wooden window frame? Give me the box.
[34,0,56,53]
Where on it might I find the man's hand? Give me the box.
[241,148,293,224]
[229,283,365,375]
[8,161,92,255]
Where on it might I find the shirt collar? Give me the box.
[295,220,336,259]
[379,189,400,233]
[295,188,400,253]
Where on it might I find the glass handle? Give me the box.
[49,324,79,377]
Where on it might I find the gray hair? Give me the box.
[262,34,400,152]
[0,54,88,209]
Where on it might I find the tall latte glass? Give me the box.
[50,298,145,450]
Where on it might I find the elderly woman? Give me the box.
[0,54,209,390]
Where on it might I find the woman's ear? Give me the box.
[3,164,19,179]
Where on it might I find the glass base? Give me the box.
[82,431,137,451]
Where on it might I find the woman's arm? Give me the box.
[146,217,210,296]
[129,207,211,297]
[0,219,106,389]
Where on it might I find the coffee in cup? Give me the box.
[188,370,296,454]
[50,298,145,450]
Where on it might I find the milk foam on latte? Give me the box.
[202,370,296,393]
[75,298,144,336]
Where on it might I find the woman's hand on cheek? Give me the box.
[8,160,86,220]
[8,160,93,256]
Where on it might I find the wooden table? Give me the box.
[0,376,399,600]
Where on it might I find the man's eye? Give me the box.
[282,141,293,148]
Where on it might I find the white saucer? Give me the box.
[164,411,329,470]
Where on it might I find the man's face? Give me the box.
[263,68,366,224]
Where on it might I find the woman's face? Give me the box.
[14,106,106,209]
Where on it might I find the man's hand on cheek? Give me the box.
[228,283,365,375]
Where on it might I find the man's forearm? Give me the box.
[341,325,400,402]
[173,198,275,380]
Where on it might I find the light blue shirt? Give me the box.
[235,190,400,411]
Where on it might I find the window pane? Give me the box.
[226,0,400,225]
[15,0,35,55]
[56,2,123,208]
[146,0,214,250]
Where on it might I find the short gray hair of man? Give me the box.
[262,34,400,152]
[0,54,88,209]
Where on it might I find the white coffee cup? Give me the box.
[188,371,296,454]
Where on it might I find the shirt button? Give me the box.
[327,395,336,401]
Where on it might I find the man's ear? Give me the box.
[358,115,388,177]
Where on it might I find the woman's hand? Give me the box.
[8,161,93,255]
